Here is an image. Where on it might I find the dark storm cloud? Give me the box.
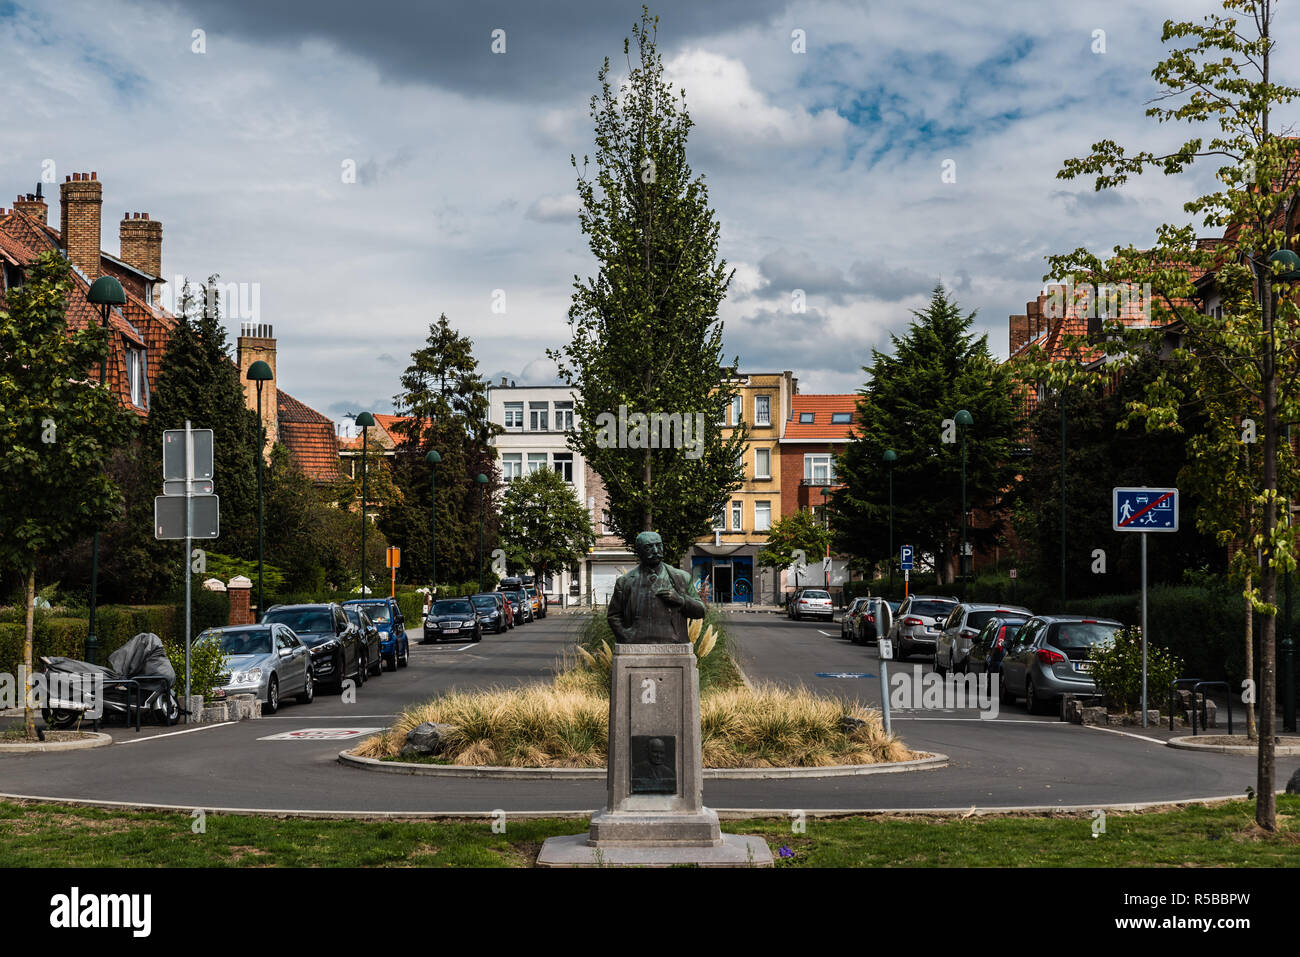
[722,305,868,377]
[143,0,793,101]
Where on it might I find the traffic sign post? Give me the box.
[1113,487,1179,728]
[153,423,221,722]
[900,546,913,599]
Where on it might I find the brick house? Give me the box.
[1,171,342,483]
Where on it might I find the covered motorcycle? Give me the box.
[41,632,180,728]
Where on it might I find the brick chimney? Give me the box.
[1009,314,1030,354]
[119,211,163,277]
[59,172,103,279]
[236,323,278,455]
[13,184,47,224]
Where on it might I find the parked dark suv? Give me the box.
[999,615,1123,713]
[261,603,366,693]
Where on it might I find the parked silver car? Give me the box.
[886,594,958,660]
[790,588,834,622]
[999,615,1123,713]
[197,623,314,714]
[935,602,1033,675]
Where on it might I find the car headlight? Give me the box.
[231,668,262,685]
[462,620,477,628]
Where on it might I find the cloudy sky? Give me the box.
[3,0,1290,428]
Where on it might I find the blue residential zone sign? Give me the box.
[1113,487,1179,533]
[900,545,914,571]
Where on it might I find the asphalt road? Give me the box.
[0,610,1283,815]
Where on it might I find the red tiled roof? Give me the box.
[276,389,345,483]
[783,394,859,440]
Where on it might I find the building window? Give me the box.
[601,509,613,535]
[528,402,549,431]
[126,348,143,408]
[713,508,726,531]
[755,394,771,426]
[755,447,771,479]
[831,412,851,424]
[502,453,522,483]
[553,452,574,483]
[544,571,555,592]
[736,447,745,478]
[731,395,742,425]
[527,453,547,475]
[554,401,574,431]
[731,501,743,531]
[504,402,524,429]
[755,501,772,532]
[799,412,814,424]
[805,453,834,485]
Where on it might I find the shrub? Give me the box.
[0,615,90,679]
[165,637,229,699]
[1090,625,1183,714]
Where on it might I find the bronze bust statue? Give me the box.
[607,531,706,643]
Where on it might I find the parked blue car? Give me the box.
[343,597,410,671]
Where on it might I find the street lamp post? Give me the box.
[883,449,897,597]
[955,410,974,602]
[426,450,441,598]
[355,412,376,597]
[476,473,489,592]
[246,361,273,621]
[85,276,126,665]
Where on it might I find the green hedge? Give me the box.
[0,616,90,679]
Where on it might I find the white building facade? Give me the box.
[487,383,592,605]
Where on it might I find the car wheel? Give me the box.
[387,649,399,671]
[998,670,1015,704]
[296,670,314,705]
[265,675,280,715]
[895,642,907,662]
[1026,680,1048,714]
[398,642,409,667]
[355,653,367,687]
[935,649,948,676]
[370,650,382,677]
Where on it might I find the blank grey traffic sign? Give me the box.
[162,429,214,481]
[154,494,220,539]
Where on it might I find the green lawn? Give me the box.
[0,797,1296,867]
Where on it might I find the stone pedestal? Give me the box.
[538,642,772,867]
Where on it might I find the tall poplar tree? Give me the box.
[551,8,745,563]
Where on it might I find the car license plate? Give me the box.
[443,626,459,633]
[1075,660,1092,672]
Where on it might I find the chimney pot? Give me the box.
[65,175,71,182]
[91,172,97,180]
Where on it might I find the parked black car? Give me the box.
[424,598,483,643]
[343,605,384,677]
[965,615,1030,690]
[261,603,366,693]
[470,593,509,634]
[503,587,533,624]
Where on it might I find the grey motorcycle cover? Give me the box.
[106,633,176,687]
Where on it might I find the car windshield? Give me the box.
[1048,621,1120,650]
[802,590,830,599]
[910,600,955,617]
[966,611,1006,630]
[198,628,271,655]
[471,595,497,609]
[355,603,391,622]
[263,609,332,634]
[433,600,473,616]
